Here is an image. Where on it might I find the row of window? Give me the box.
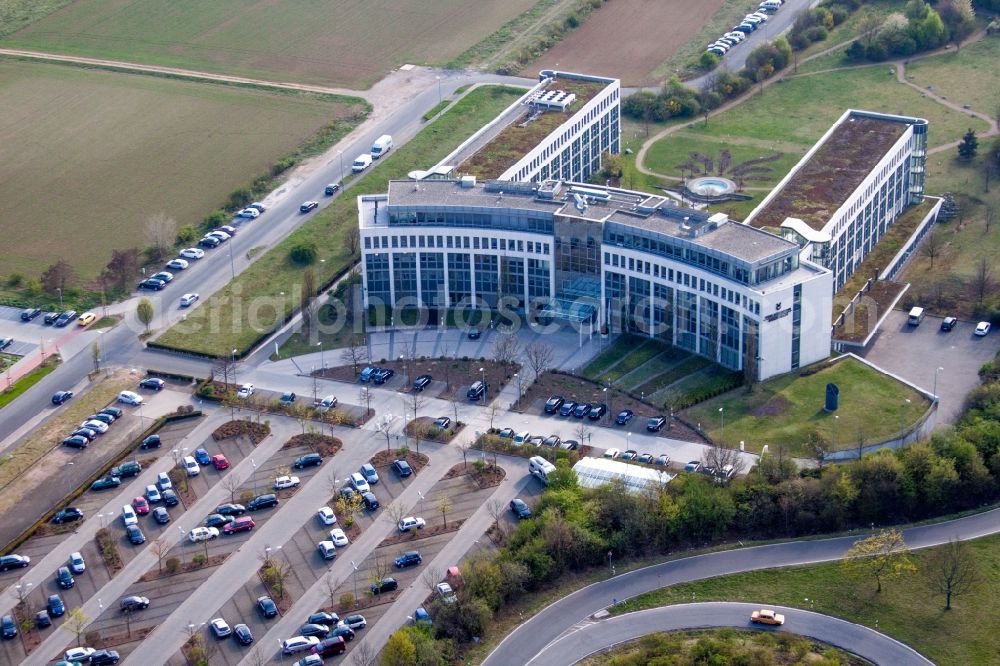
[604,228,759,285]
[385,211,554,234]
[365,234,550,255]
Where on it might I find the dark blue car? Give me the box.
[194,448,211,466]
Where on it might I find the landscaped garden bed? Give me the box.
[211,419,270,443]
[404,416,464,444]
[370,448,430,474]
[444,461,507,489]
[281,433,342,457]
[378,518,467,549]
[95,527,123,576]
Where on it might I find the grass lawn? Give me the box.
[273,302,365,361]
[0,60,365,281]
[610,531,1000,666]
[154,85,526,357]
[682,357,929,456]
[0,359,57,410]
[906,37,1000,121]
[2,0,539,88]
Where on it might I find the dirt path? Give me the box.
[635,30,999,186]
[481,0,582,71]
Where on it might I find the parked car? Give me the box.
[70,428,96,442]
[90,476,120,491]
[237,207,260,219]
[183,456,200,476]
[138,278,166,291]
[257,595,278,618]
[362,491,380,510]
[413,374,433,391]
[125,524,145,545]
[620,450,638,461]
[161,488,179,506]
[684,460,703,473]
[370,577,398,595]
[317,507,337,525]
[976,321,991,336]
[56,566,75,589]
[280,391,297,405]
[193,448,211,466]
[234,623,254,646]
[298,623,331,638]
[615,409,634,425]
[118,390,143,405]
[498,427,515,438]
[198,236,220,248]
[68,552,86,574]
[283,636,321,654]
[350,472,370,493]
[433,416,451,429]
[54,310,78,326]
[392,459,413,477]
[35,610,51,629]
[20,307,41,321]
[188,527,220,542]
[153,507,170,524]
[205,514,234,529]
[139,377,165,391]
[215,503,246,516]
[89,650,121,665]
[237,383,254,398]
[247,494,279,511]
[179,247,205,260]
[274,475,301,490]
[542,435,561,447]
[212,454,230,470]
[210,618,232,639]
[329,528,349,547]
[111,461,141,478]
[120,596,150,612]
[558,401,576,417]
[51,507,84,524]
[48,594,65,617]
[179,293,200,308]
[436,582,458,604]
[166,258,189,271]
[544,395,565,414]
[294,453,322,469]
[51,390,74,405]
[43,312,60,325]
[324,183,341,196]
[637,453,654,464]
[140,434,161,449]
[132,496,149,516]
[312,636,347,656]
[512,431,531,445]
[77,312,97,326]
[510,499,532,519]
[223,517,255,534]
[1,616,16,639]
[156,471,172,490]
[603,448,621,459]
[398,516,426,532]
[373,368,395,385]
[62,435,89,449]
[655,454,671,466]
[340,614,367,630]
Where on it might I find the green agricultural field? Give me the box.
[611,531,1000,666]
[154,85,525,357]
[682,357,929,456]
[0,60,365,281]
[2,0,539,88]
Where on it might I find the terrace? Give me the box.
[459,79,607,180]
[749,114,908,232]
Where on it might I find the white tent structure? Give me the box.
[571,457,675,493]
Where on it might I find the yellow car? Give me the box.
[750,609,785,625]
[77,312,97,327]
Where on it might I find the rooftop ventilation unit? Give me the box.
[573,193,588,213]
[460,175,477,189]
[528,89,577,111]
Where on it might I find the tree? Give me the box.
[261,558,293,599]
[970,256,995,307]
[925,538,978,609]
[221,474,243,503]
[103,248,141,290]
[743,321,759,392]
[323,572,342,610]
[343,334,369,375]
[381,630,417,666]
[938,0,977,49]
[345,226,361,257]
[491,331,521,368]
[211,355,241,392]
[136,298,154,333]
[91,342,101,373]
[920,229,944,268]
[301,267,317,334]
[843,528,916,593]
[360,386,374,416]
[40,259,76,295]
[523,341,554,380]
[702,443,745,479]
[354,641,377,666]
[151,538,169,574]
[65,607,89,646]
[437,493,453,527]
[421,566,445,593]
[376,415,395,453]
[858,11,885,48]
[958,128,979,160]
[290,241,318,265]
[386,500,407,528]
[145,212,177,261]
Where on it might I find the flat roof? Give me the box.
[749,112,914,232]
[376,179,799,265]
[459,77,609,180]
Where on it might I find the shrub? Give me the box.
[226,187,252,211]
[192,553,207,567]
[339,592,355,610]
[5,274,23,287]
[176,224,197,244]
[289,242,318,266]
[474,459,487,473]
[166,557,180,573]
[202,210,228,230]
[270,157,295,177]
[699,51,719,70]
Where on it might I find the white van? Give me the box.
[908,306,925,326]
[352,153,373,172]
[370,134,393,159]
[528,456,557,484]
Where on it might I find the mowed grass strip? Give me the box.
[0,60,366,280]
[682,357,929,455]
[0,360,57,411]
[154,85,526,357]
[2,0,538,88]
[610,531,1000,666]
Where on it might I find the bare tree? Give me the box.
[743,321,759,392]
[359,386,373,417]
[921,229,945,268]
[573,421,592,448]
[91,342,101,373]
[491,331,521,368]
[460,439,473,468]
[385,500,407,528]
[220,474,243,503]
[323,573,342,610]
[970,256,994,306]
[368,554,392,588]
[342,334,369,376]
[247,647,268,666]
[421,566,445,593]
[144,212,177,261]
[326,467,342,498]
[375,416,394,453]
[211,355,241,392]
[353,641,377,666]
[451,399,462,430]
[986,207,993,233]
[345,226,361,257]
[437,493,453,528]
[409,388,427,427]
[486,498,509,544]
[523,341,554,380]
[702,444,745,480]
[151,539,170,574]
[925,538,978,610]
[488,403,500,430]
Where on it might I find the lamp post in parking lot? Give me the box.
[933,366,944,403]
[350,560,360,606]
[56,288,63,311]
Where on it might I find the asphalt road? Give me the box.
[483,504,1000,666]
[532,602,932,666]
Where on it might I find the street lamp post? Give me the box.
[250,457,258,495]
[603,387,609,423]
[436,75,442,103]
[56,287,63,310]
[833,414,839,450]
[350,560,360,605]
[338,150,345,184]
[319,341,325,369]
[479,367,486,403]
[718,407,725,442]
[933,366,944,403]
[514,373,521,410]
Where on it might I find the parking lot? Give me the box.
[861,311,1000,424]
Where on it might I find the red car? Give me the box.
[212,454,230,470]
[132,497,150,515]
[223,517,255,534]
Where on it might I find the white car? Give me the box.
[237,207,260,219]
[179,293,199,308]
[81,419,109,434]
[398,516,426,532]
[512,431,530,445]
[350,472,370,493]
[145,485,161,502]
[208,230,231,240]
[603,448,621,459]
[317,507,337,525]
[68,551,86,574]
[282,636,320,654]
[183,456,200,476]
[330,528,349,547]
[274,475,300,490]
[166,258,189,271]
[210,617,231,638]
[179,247,205,260]
[237,383,255,399]
[724,31,746,42]
[156,472,172,491]
[65,648,96,662]
[188,527,219,542]
[118,390,143,405]
[975,321,991,336]
[121,505,138,527]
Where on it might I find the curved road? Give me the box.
[534,602,932,666]
[485,505,1000,666]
